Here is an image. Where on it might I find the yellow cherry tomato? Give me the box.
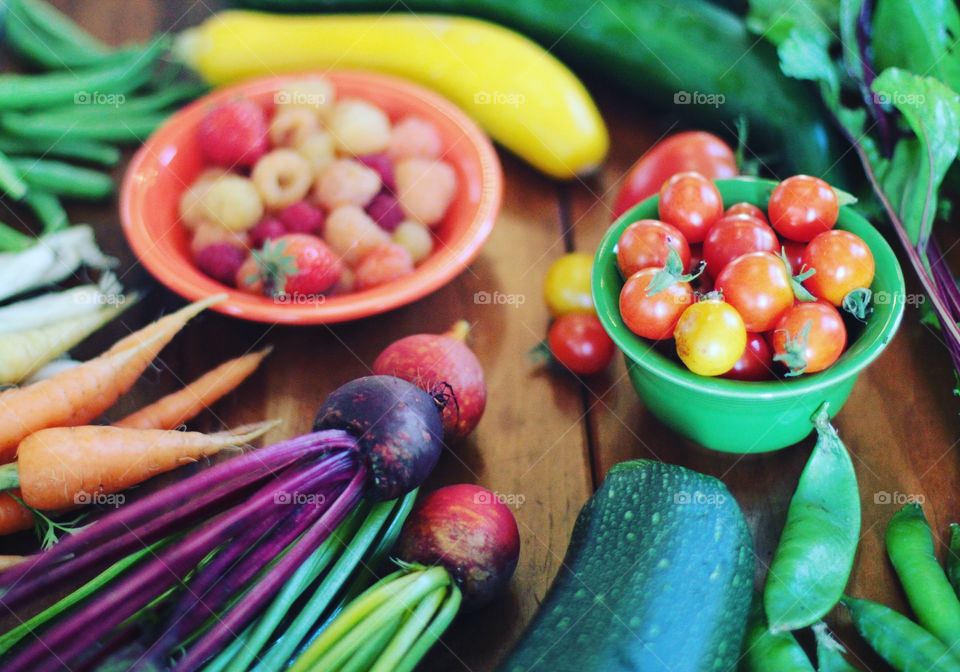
[674,299,747,376]
[544,252,594,316]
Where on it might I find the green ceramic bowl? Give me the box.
[593,178,905,453]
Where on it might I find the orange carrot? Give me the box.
[0,555,25,570]
[115,347,272,430]
[5,420,279,511]
[0,491,34,536]
[0,295,225,464]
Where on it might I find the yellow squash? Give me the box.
[176,11,608,179]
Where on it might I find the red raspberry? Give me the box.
[197,99,268,168]
[278,200,326,235]
[255,234,343,295]
[357,154,396,192]
[195,243,247,286]
[249,217,287,248]
[355,243,414,290]
[366,192,404,232]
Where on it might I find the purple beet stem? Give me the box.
[0,430,356,610]
[5,452,354,671]
[174,465,369,672]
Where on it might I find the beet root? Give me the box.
[313,375,443,501]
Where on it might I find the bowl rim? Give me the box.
[120,69,503,325]
[592,176,906,399]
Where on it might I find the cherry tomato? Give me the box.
[658,171,724,243]
[544,252,593,316]
[714,252,794,332]
[612,132,737,218]
[725,202,767,223]
[619,268,694,340]
[547,313,615,375]
[674,299,747,376]
[768,175,839,242]
[802,230,875,306]
[616,219,691,277]
[722,332,774,381]
[702,213,779,275]
[781,239,807,274]
[771,301,847,375]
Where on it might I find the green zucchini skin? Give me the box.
[498,459,754,672]
[232,0,846,182]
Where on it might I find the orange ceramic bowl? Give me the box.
[121,71,502,324]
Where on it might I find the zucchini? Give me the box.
[499,460,754,672]
[233,0,847,182]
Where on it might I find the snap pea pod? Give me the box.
[843,596,960,671]
[813,623,860,672]
[741,599,815,671]
[253,0,846,181]
[0,37,166,111]
[24,190,68,233]
[1,112,169,144]
[949,523,960,599]
[10,158,113,200]
[0,149,27,200]
[886,504,960,651]
[0,135,119,166]
[764,403,860,631]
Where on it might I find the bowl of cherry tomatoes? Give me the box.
[593,175,905,453]
[121,71,501,324]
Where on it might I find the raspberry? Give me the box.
[323,205,390,266]
[357,154,396,192]
[366,192,404,232]
[395,159,457,227]
[354,243,414,290]
[190,222,249,255]
[392,220,433,264]
[278,200,325,235]
[249,217,287,248]
[197,99,268,168]
[388,116,442,161]
[314,159,381,209]
[195,243,247,286]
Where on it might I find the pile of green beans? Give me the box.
[743,405,960,671]
[0,0,206,251]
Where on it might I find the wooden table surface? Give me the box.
[7,2,960,670]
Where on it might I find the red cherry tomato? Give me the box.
[619,268,694,340]
[725,202,767,223]
[714,252,794,332]
[768,175,839,242]
[771,301,847,375]
[547,313,615,375]
[722,332,774,381]
[802,230,876,306]
[781,240,807,274]
[658,171,724,243]
[612,132,737,219]
[616,219,691,277]
[702,213,779,276]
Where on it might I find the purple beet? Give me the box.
[313,375,444,500]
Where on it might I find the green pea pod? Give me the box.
[843,596,960,671]
[813,623,859,672]
[886,504,960,651]
[764,404,860,631]
[949,523,960,599]
[741,598,815,671]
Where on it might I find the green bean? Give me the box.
[948,524,960,599]
[0,38,166,111]
[15,0,110,55]
[28,81,209,121]
[11,158,113,200]
[1,111,168,144]
[0,149,27,200]
[813,623,860,672]
[843,596,960,671]
[24,190,68,233]
[740,599,815,671]
[764,403,861,631]
[0,222,32,252]
[6,1,114,70]
[886,504,960,651]
[0,135,119,166]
